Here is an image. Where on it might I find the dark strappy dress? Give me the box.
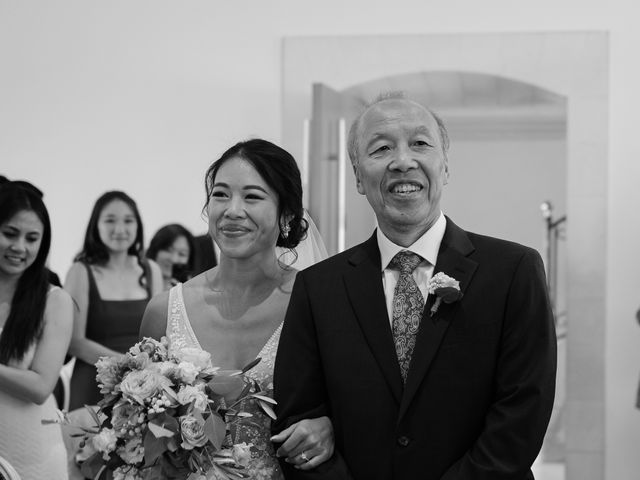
[68,261,153,410]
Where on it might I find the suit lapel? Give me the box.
[344,233,403,405]
[398,218,478,421]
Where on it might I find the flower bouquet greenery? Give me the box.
[49,337,275,480]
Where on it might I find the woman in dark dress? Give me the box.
[65,191,162,409]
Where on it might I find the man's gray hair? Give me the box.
[347,91,450,164]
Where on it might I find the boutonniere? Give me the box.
[427,272,463,316]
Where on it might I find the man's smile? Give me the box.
[387,180,424,195]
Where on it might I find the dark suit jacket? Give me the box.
[273,218,557,480]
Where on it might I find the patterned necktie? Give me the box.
[389,251,424,382]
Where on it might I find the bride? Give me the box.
[140,139,333,479]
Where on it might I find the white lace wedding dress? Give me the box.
[166,284,284,480]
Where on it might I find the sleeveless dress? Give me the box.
[166,284,284,480]
[69,261,153,410]
[0,288,68,480]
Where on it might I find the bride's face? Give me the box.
[207,157,280,260]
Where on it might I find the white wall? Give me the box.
[1,2,638,479]
[444,138,567,253]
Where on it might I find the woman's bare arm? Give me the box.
[0,288,73,404]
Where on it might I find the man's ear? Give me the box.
[443,158,450,185]
[353,163,365,195]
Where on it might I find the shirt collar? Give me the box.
[377,212,447,271]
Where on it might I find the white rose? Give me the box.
[174,347,211,370]
[177,384,209,411]
[92,428,117,455]
[177,361,200,384]
[120,370,169,404]
[179,414,208,450]
[148,360,178,378]
[232,442,252,467]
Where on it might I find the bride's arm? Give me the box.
[139,291,169,340]
[271,416,334,470]
[0,288,73,404]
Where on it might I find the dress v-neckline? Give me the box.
[174,283,283,365]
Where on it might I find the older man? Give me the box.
[273,93,557,480]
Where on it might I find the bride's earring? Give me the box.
[280,221,291,239]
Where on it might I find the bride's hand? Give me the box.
[271,416,334,470]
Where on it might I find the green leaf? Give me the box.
[218,464,250,479]
[159,451,192,478]
[204,413,227,450]
[167,436,180,452]
[232,412,253,418]
[250,394,276,404]
[187,454,200,472]
[237,382,252,400]
[148,421,176,439]
[141,464,163,480]
[152,412,180,434]
[240,357,261,374]
[97,465,111,480]
[79,451,105,479]
[258,400,277,420]
[144,428,170,466]
[192,410,205,424]
[83,404,102,428]
[211,464,233,480]
[163,385,179,403]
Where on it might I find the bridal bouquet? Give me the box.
[56,337,276,480]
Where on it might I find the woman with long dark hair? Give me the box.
[65,190,162,410]
[0,182,73,479]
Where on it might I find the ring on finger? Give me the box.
[300,451,309,462]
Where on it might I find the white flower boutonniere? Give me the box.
[427,272,463,316]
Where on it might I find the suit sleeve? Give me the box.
[441,249,557,480]
[273,273,354,479]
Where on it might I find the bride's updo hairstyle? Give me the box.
[204,138,308,249]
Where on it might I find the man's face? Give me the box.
[353,99,449,243]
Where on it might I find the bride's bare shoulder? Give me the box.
[183,268,215,290]
[180,269,217,305]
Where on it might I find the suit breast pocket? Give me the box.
[439,308,502,348]
[431,334,499,388]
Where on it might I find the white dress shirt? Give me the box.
[377,212,447,327]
